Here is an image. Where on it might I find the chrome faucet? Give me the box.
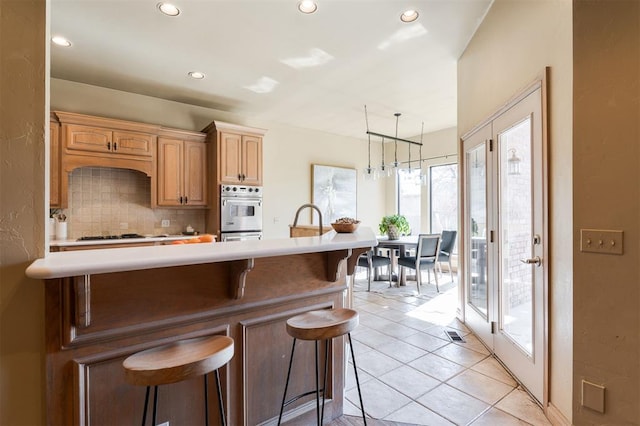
[292,204,324,236]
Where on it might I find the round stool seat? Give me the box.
[123,335,234,387]
[286,308,359,341]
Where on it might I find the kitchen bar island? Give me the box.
[27,228,376,426]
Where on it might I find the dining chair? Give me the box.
[437,230,457,282]
[397,234,441,294]
[357,249,392,291]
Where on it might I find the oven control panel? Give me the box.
[221,185,262,197]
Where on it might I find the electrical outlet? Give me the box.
[161,219,170,228]
[580,229,623,255]
[120,222,128,230]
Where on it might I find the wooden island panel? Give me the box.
[45,250,351,426]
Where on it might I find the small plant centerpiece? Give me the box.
[379,215,410,240]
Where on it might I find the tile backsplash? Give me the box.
[59,167,206,239]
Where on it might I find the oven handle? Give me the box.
[222,198,262,207]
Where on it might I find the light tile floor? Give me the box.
[343,272,551,426]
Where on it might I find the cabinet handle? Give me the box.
[242,173,246,181]
[113,142,117,151]
[179,196,183,204]
[184,197,188,204]
[238,174,242,181]
[107,141,111,150]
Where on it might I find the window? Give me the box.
[397,168,422,235]
[430,163,458,238]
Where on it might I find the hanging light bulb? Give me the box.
[363,133,376,180]
[392,113,401,170]
[418,122,428,186]
[379,136,391,177]
[363,105,377,180]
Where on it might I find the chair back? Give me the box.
[417,234,441,259]
[439,230,457,254]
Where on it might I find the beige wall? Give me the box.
[0,1,47,425]
[573,1,639,424]
[458,0,574,422]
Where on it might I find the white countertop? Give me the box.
[27,227,378,279]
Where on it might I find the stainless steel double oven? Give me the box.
[220,184,263,241]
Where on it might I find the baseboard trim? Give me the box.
[546,402,572,426]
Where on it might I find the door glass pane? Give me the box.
[499,117,533,355]
[467,145,487,316]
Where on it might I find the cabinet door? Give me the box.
[157,137,183,206]
[183,141,207,206]
[112,131,154,157]
[65,124,112,154]
[50,121,61,207]
[242,135,263,185]
[219,132,243,184]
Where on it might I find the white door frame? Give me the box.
[459,70,549,407]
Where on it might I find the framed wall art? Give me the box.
[311,164,357,224]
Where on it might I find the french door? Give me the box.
[462,81,547,405]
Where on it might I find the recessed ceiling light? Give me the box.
[157,2,180,16]
[188,71,205,79]
[400,9,419,23]
[298,0,317,14]
[51,36,71,47]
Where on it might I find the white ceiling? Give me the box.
[51,0,492,140]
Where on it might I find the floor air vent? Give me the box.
[445,330,465,342]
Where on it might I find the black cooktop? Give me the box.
[77,233,145,241]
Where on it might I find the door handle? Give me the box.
[520,256,541,267]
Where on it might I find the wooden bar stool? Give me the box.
[123,335,234,426]
[277,308,366,425]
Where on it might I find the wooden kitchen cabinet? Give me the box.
[202,121,267,236]
[50,117,61,208]
[157,135,207,207]
[219,131,263,185]
[65,124,153,157]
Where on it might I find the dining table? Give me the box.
[375,235,419,285]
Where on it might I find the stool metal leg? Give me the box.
[204,374,209,426]
[141,386,150,426]
[348,333,367,425]
[277,338,297,425]
[215,369,226,426]
[314,340,320,426]
[320,339,329,425]
[152,385,158,426]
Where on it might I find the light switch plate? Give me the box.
[580,229,623,255]
[582,380,605,413]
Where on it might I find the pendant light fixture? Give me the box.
[363,106,423,178]
[363,106,376,180]
[419,122,429,186]
[380,137,390,177]
[392,113,401,170]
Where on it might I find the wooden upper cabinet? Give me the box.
[65,124,153,157]
[219,132,243,184]
[242,135,263,185]
[219,131,263,185]
[183,141,207,206]
[50,119,61,208]
[157,136,207,207]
